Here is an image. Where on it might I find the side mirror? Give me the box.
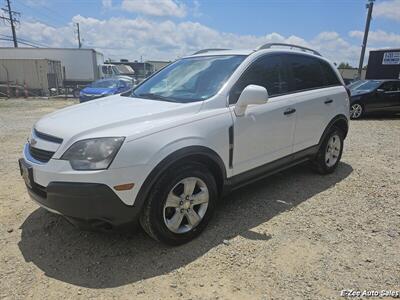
[234,85,269,116]
[376,88,385,93]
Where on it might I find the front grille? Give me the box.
[34,129,63,144]
[29,145,55,163]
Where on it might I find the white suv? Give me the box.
[19,43,350,245]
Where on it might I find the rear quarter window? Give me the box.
[319,61,341,86]
[285,54,341,92]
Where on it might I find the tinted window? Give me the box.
[381,81,400,92]
[229,55,289,104]
[286,55,325,91]
[319,61,341,86]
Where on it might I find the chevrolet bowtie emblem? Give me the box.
[29,137,37,146]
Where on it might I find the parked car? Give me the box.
[79,76,134,102]
[19,43,349,245]
[349,79,400,119]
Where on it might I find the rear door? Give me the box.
[283,54,344,152]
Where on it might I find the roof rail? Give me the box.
[256,43,321,56]
[192,48,230,55]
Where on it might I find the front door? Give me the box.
[376,81,400,112]
[228,54,296,175]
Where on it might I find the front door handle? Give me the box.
[324,99,333,104]
[284,108,296,115]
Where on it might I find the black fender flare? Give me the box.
[318,114,349,147]
[133,146,227,211]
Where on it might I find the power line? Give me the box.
[0,34,49,48]
[13,0,67,27]
[0,0,20,47]
[0,37,38,47]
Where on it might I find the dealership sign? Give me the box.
[382,52,400,65]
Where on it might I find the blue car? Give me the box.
[79,76,134,103]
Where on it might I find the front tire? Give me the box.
[350,102,363,119]
[312,127,344,174]
[140,162,217,245]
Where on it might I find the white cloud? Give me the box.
[0,15,367,65]
[374,0,400,22]
[102,0,113,9]
[349,29,400,45]
[121,0,186,18]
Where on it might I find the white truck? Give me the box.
[0,48,126,96]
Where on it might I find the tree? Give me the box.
[338,62,353,69]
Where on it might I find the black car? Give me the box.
[349,79,400,119]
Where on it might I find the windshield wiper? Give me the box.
[136,93,177,102]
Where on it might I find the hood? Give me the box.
[350,89,370,97]
[34,95,201,144]
[81,87,118,95]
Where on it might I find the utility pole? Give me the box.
[0,0,20,47]
[75,22,81,48]
[357,0,374,79]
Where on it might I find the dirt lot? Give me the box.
[0,98,399,299]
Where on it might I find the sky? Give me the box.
[0,0,400,65]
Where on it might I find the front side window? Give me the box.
[133,55,246,103]
[380,81,400,92]
[101,66,110,75]
[229,55,289,104]
[286,54,325,92]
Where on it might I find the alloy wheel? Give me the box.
[350,103,363,119]
[325,134,341,167]
[163,177,209,234]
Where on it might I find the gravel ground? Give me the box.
[0,99,399,300]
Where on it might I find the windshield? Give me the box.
[348,80,365,89]
[132,55,246,103]
[353,80,382,92]
[90,79,118,88]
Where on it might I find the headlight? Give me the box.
[61,137,124,170]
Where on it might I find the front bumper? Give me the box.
[19,158,141,227]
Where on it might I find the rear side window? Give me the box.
[229,55,289,104]
[286,55,325,92]
[319,61,341,86]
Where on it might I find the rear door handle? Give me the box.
[284,108,296,115]
[324,99,333,104]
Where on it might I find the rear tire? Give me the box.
[140,162,217,245]
[312,127,344,174]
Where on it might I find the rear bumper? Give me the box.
[20,159,141,227]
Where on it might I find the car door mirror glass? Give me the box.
[234,85,269,116]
